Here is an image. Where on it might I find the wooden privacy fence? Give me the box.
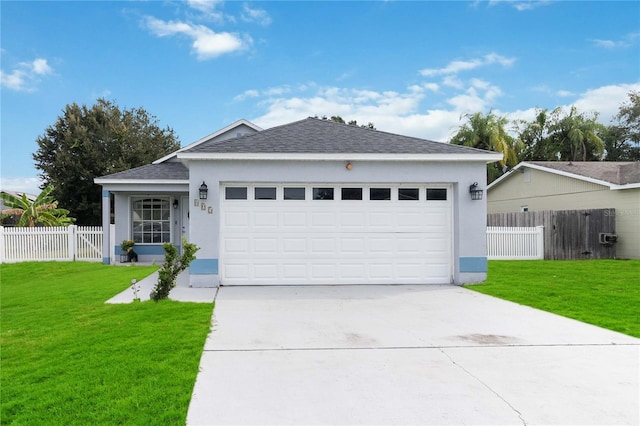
[487,226,544,260]
[488,209,616,260]
[0,225,103,263]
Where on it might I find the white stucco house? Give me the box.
[95,117,501,286]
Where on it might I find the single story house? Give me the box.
[1,190,37,226]
[487,161,640,259]
[95,117,502,286]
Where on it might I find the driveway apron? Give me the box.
[187,285,639,425]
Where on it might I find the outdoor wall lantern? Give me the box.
[173,199,179,209]
[469,182,483,200]
[199,181,208,200]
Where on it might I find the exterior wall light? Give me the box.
[173,199,179,209]
[346,162,353,170]
[199,181,208,200]
[469,182,483,200]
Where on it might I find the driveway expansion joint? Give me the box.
[439,348,528,426]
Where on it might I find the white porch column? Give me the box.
[102,190,111,264]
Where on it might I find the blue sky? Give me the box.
[2,0,639,195]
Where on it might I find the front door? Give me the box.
[180,196,189,252]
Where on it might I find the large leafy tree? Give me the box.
[33,99,180,225]
[450,111,521,182]
[607,91,640,161]
[0,185,75,227]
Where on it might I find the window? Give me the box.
[341,188,362,200]
[255,187,276,200]
[225,187,247,200]
[370,188,391,200]
[313,188,334,200]
[284,187,305,200]
[398,188,419,200]
[132,198,170,244]
[426,188,447,201]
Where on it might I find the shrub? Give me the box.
[151,237,199,301]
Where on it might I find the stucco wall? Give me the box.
[187,159,490,286]
[488,168,640,259]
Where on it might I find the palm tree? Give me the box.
[450,112,521,182]
[0,185,75,227]
[548,106,605,161]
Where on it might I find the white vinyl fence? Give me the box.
[0,225,103,263]
[487,226,544,260]
[1,224,544,263]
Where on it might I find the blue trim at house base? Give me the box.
[460,257,488,272]
[190,258,219,275]
[103,257,110,264]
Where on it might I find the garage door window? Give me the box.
[225,187,248,200]
[341,188,362,200]
[399,188,419,200]
[427,188,447,201]
[284,187,305,200]
[255,187,276,200]
[370,188,391,200]
[313,188,334,200]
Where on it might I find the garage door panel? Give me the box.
[253,238,278,253]
[282,264,307,280]
[221,184,452,285]
[224,211,250,227]
[368,263,394,279]
[340,237,365,253]
[253,212,278,228]
[311,212,336,227]
[311,238,336,253]
[283,238,306,253]
[283,212,307,227]
[311,263,336,280]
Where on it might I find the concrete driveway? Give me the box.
[187,285,639,425]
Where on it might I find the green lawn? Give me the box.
[1,262,213,426]
[467,260,640,338]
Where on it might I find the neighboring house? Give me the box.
[487,161,640,259]
[0,190,37,226]
[95,117,501,287]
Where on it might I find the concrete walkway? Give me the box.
[105,268,217,303]
[187,285,639,425]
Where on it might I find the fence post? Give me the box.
[68,225,76,261]
[0,226,4,263]
[536,226,544,259]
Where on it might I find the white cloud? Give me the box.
[241,3,272,26]
[0,176,43,196]
[0,58,54,92]
[591,32,640,49]
[187,0,223,14]
[487,0,552,11]
[556,90,574,97]
[572,83,640,123]
[420,53,515,77]
[143,16,251,60]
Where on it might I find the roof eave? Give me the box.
[177,152,503,162]
[94,178,189,185]
[488,162,640,191]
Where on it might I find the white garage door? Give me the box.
[220,184,452,285]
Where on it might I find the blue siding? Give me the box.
[190,258,219,275]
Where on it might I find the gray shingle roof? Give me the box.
[184,117,495,155]
[528,161,640,185]
[98,162,188,180]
